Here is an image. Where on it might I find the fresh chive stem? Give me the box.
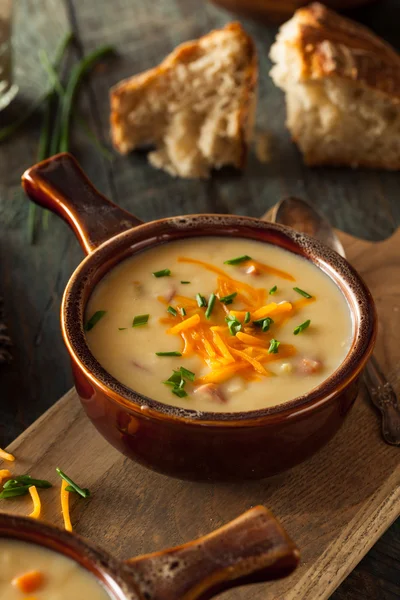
[253,316,274,332]
[167,306,177,317]
[58,45,115,153]
[181,281,190,284]
[0,485,33,499]
[5,475,52,489]
[153,269,171,278]
[268,339,280,354]
[196,293,207,308]
[156,351,182,357]
[219,292,237,305]
[244,311,251,324]
[294,320,311,335]
[205,293,216,319]
[180,307,186,316]
[269,285,277,295]
[85,310,106,331]
[132,314,149,327]
[293,287,312,299]
[56,468,90,498]
[224,255,251,265]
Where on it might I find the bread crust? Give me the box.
[293,2,400,102]
[110,22,258,169]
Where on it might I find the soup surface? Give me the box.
[85,237,352,412]
[0,539,110,599]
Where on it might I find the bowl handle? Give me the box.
[124,506,299,600]
[21,152,143,254]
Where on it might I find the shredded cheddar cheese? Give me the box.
[28,486,41,519]
[61,479,73,532]
[157,257,314,389]
[0,469,11,484]
[12,570,45,594]
[0,448,15,462]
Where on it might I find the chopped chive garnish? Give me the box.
[179,367,195,381]
[225,314,242,336]
[224,255,251,265]
[181,281,190,284]
[3,475,52,489]
[269,285,277,295]
[56,468,91,498]
[268,339,280,354]
[180,307,186,316]
[167,306,177,317]
[244,311,251,324]
[205,293,216,319]
[153,269,171,278]
[118,327,127,331]
[253,317,274,332]
[163,366,195,398]
[293,287,312,299]
[156,351,182,357]
[219,292,237,305]
[172,387,188,398]
[0,485,33,499]
[196,293,207,308]
[85,310,106,331]
[294,320,311,335]
[132,314,149,327]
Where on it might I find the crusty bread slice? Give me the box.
[110,23,257,179]
[270,2,400,170]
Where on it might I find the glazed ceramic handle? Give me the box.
[125,506,299,600]
[21,152,142,254]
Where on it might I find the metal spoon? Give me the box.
[267,196,400,446]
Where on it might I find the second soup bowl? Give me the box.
[22,153,376,481]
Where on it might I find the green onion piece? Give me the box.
[205,293,216,319]
[293,287,312,299]
[269,285,277,295]
[85,310,107,331]
[59,45,115,153]
[164,370,183,386]
[179,367,195,382]
[167,306,177,317]
[181,281,190,284]
[253,317,274,332]
[56,468,91,498]
[225,315,242,336]
[219,292,237,305]
[294,320,311,335]
[196,293,207,308]
[65,485,76,493]
[224,255,252,265]
[244,311,251,324]
[156,351,182,357]
[2,480,20,489]
[132,314,149,327]
[153,269,171,278]
[118,327,127,331]
[0,485,33,499]
[4,475,52,489]
[268,339,280,354]
[172,387,188,398]
[180,307,186,317]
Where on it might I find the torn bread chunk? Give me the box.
[110,23,257,178]
[270,2,400,170]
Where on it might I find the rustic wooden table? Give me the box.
[0,0,399,598]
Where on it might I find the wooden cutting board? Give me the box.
[2,227,400,600]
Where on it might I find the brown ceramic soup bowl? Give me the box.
[22,153,376,481]
[0,506,299,599]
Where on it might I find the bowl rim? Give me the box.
[62,213,377,426]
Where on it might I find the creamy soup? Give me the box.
[0,539,110,600]
[85,237,352,412]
